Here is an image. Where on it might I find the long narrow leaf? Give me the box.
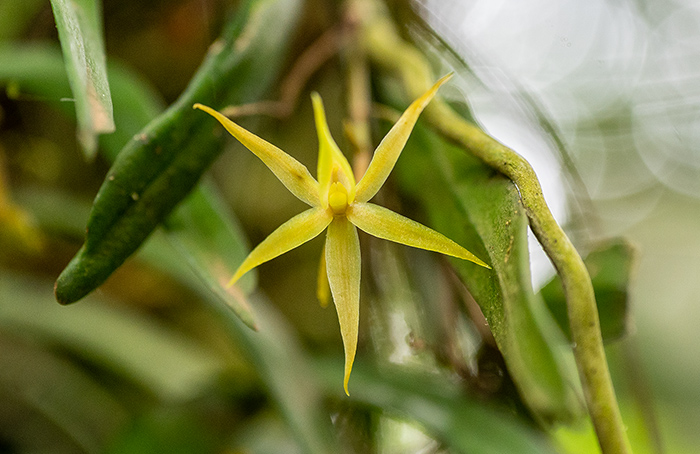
[164,183,257,327]
[0,333,127,453]
[0,273,223,401]
[50,0,114,157]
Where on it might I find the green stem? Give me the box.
[358,3,632,453]
[343,2,373,179]
[428,103,631,454]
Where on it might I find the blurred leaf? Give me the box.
[18,184,257,328]
[316,359,558,454]
[394,120,581,423]
[16,186,93,237]
[0,273,223,401]
[0,0,45,41]
[55,0,301,312]
[0,333,127,454]
[0,199,44,254]
[231,413,306,454]
[206,293,341,454]
[107,407,219,454]
[540,239,636,343]
[14,189,340,454]
[0,44,163,131]
[0,44,73,100]
[50,0,114,157]
[164,182,257,325]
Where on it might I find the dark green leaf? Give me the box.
[18,182,259,329]
[55,0,301,309]
[50,0,114,157]
[395,121,582,424]
[540,239,636,342]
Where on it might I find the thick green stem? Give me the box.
[358,3,632,453]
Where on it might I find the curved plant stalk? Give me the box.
[356,2,632,453]
[221,26,345,119]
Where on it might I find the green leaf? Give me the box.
[0,0,45,41]
[55,0,301,308]
[0,333,127,453]
[106,407,220,454]
[50,0,114,158]
[163,182,257,327]
[316,359,558,454]
[0,44,73,101]
[220,294,341,454]
[0,273,223,401]
[395,121,582,424]
[540,239,636,343]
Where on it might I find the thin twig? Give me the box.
[221,26,346,118]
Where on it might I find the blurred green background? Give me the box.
[0,0,698,452]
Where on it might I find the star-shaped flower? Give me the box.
[194,73,489,394]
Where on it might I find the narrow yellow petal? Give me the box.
[316,246,331,308]
[347,202,491,269]
[354,74,453,203]
[228,207,333,286]
[311,93,356,205]
[325,217,361,395]
[194,103,320,207]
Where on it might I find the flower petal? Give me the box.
[325,217,361,395]
[228,207,333,286]
[354,74,453,203]
[316,246,331,308]
[311,93,356,205]
[347,202,490,268]
[194,103,320,207]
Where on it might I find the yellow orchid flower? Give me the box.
[194,73,490,395]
